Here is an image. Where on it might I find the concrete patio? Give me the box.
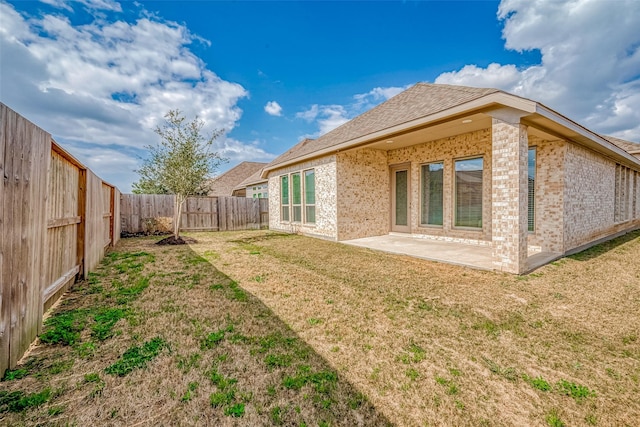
[341,233,561,272]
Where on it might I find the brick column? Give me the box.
[491,118,529,274]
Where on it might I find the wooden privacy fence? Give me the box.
[120,194,269,234]
[1,103,120,377]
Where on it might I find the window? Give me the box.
[528,148,536,232]
[304,169,316,223]
[455,157,483,228]
[615,164,632,223]
[253,194,257,198]
[280,175,289,221]
[292,172,302,222]
[421,162,444,226]
[280,169,316,224]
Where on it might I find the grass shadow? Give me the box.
[567,229,640,262]
[0,236,391,426]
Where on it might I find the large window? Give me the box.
[528,148,536,232]
[280,175,289,221]
[421,162,444,226]
[455,157,483,228]
[304,169,316,224]
[292,172,302,222]
[280,169,316,224]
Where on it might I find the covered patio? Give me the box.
[342,233,561,273]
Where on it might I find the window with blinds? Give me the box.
[304,169,315,224]
[421,162,444,226]
[528,148,536,232]
[280,175,289,221]
[280,169,316,224]
[291,172,302,222]
[455,157,483,228]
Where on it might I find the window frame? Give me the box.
[291,172,302,223]
[303,169,316,224]
[280,175,290,222]
[528,147,537,233]
[453,155,484,229]
[279,169,316,225]
[419,161,444,227]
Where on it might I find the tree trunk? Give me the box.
[174,195,185,238]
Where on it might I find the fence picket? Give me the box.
[119,195,269,233]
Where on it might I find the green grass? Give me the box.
[91,308,126,341]
[39,309,89,346]
[556,379,595,401]
[104,337,167,376]
[210,389,235,407]
[523,374,551,391]
[201,325,234,349]
[224,403,245,417]
[264,353,293,370]
[181,382,199,402]
[398,342,426,364]
[546,409,565,427]
[2,368,29,381]
[0,388,51,413]
[228,281,248,301]
[282,365,338,395]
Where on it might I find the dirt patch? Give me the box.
[155,235,197,245]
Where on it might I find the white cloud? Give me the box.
[296,85,406,137]
[0,1,276,191]
[353,85,408,111]
[214,137,277,163]
[296,104,319,122]
[316,105,349,135]
[435,0,640,141]
[264,101,282,116]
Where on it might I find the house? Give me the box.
[260,83,640,274]
[207,161,267,197]
[232,168,269,198]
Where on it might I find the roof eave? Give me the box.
[262,92,537,176]
[534,104,640,168]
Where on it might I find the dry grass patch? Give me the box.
[183,229,640,427]
[2,229,639,426]
[1,236,387,426]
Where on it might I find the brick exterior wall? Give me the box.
[563,142,640,251]
[336,148,389,240]
[527,137,565,253]
[491,120,529,273]
[266,122,640,273]
[387,128,493,242]
[267,155,338,239]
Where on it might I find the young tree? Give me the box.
[133,110,226,238]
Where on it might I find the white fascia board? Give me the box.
[535,104,640,167]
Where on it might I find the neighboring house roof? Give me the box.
[262,83,640,176]
[207,161,267,196]
[602,135,640,155]
[233,168,268,192]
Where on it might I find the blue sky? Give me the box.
[1,0,639,192]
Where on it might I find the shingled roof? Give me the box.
[234,167,268,191]
[266,83,500,170]
[207,161,267,196]
[602,135,640,154]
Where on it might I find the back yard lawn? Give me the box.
[2,230,639,426]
